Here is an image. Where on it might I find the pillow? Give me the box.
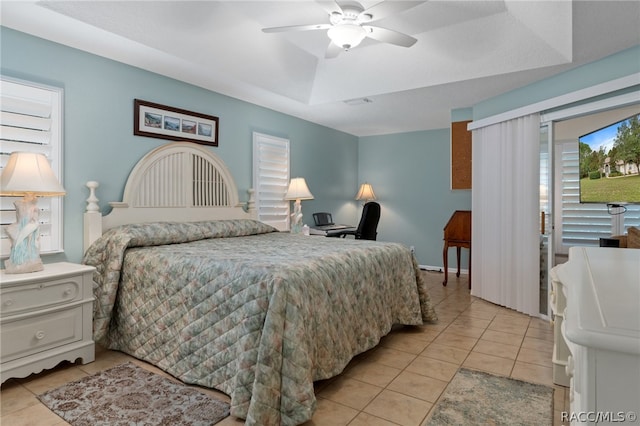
[628,226,640,249]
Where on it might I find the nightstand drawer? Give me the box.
[0,276,82,316]
[1,307,83,363]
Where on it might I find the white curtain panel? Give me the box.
[471,113,541,316]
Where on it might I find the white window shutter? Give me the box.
[253,132,290,231]
[1,76,64,257]
[624,205,640,231]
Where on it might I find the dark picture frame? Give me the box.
[134,99,218,146]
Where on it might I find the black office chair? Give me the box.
[335,201,381,240]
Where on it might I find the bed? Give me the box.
[82,142,438,425]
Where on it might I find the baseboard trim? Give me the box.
[419,265,469,275]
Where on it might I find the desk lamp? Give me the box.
[0,152,66,273]
[284,177,314,234]
[355,182,377,203]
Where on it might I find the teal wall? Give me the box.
[359,130,471,269]
[472,45,640,120]
[355,45,639,269]
[2,26,638,269]
[1,27,358,264]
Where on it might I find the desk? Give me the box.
[442,210,471,288]
[309,226,356,237]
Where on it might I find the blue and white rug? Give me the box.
[38,362,230,426]
[426,368,553,425]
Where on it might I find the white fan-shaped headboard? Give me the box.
[84,142,255,251]
[122,142,237,208]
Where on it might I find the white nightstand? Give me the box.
[1,262,96,383]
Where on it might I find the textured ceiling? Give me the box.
[2,1,639,136]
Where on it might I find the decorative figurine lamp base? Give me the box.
[284,177,314,234]
[0,152,66,274]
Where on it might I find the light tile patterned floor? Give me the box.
[1,271,569,425]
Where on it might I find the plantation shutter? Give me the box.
[554,140,636,254]
[624,206,640,230]
[0,76,64,256]
[252,132,290,231]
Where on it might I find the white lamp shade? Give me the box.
[284,177,314,200]
[328,24,368,49]
[355,183,376,201]
[0,152,66,196]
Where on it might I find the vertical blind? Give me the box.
[0,77,63,256]
[252,132,290,231]
[471,114,541,316]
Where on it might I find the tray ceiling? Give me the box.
[1,1,638,136]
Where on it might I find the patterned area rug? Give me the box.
[38,362,230,426]
[426,368,553,425]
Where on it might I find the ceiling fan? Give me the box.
[262,1,419,58]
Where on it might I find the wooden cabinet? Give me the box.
[1,262,95,383]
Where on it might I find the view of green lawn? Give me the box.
[580,174,640,203]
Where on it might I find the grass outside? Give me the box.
[580,173,640,203]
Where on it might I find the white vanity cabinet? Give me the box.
[1,262,95,383]
[552,247,640,425]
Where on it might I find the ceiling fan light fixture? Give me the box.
[328,24,367,50]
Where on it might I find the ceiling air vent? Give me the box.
[344,97,373,106]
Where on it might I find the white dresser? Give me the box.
[550,266,571,387]
[551,247,640,425]
[1,262,95,383]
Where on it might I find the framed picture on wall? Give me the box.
[133,99,218,146]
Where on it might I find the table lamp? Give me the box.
[284,177,314,234]
[0,152,66,273]
[355,182,377,203]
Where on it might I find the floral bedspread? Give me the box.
[83,219,437,425]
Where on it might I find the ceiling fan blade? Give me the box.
[362,1,422,22]
[363,25,417,47]
[325,42,343,59]
[262,23,331,33]
[316,0,343,15]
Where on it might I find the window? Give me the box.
[252,132,290,231]
[549,100,640,254]
[1,76,64,256]
[555,140,640,254]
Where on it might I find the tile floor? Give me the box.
[1,271,569,425]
